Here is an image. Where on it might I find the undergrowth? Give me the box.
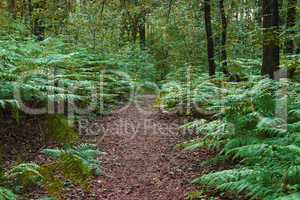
[0,37,133,117]
[161,74,300,200]
[0,144,103,200]
[0,29,137,199]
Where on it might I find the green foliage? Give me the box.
[47,115,78,144]
[42,144,103,177]
[1,0,300,199]
[6,163,43,188]
[0,187,17,200]
[0,35,134,118]
[0,144,103,199]
[163,76,300,199]
[40,144,103,198]
[186,190,210,200]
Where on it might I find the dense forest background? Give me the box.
[1,0,299,80]
[0,0,300,200]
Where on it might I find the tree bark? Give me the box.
[131,20,138,44]
[166,0,174,22]
[255,0,262,25]
[28,0,33,31]
[32,0,45,41]
[278,0,284,25]
[8,0,17,19]
[219,0,229,76]
[285,0,297,78]
[204,0,216,76]
[139,13,146,50]
[261,0,280,79]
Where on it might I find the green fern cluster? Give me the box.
[163,76,300,199]
[0,37,132,119]
[42,143,103,177]
[160,74,225,114]
[0,187,17,200]
[0,144,103,200]
[0,32,134,200]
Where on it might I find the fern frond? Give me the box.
[275,193,300,200]
[0,187,16,200]
[6,163,43,187]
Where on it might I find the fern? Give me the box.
[5,163,43,188]
[0,37,132,119]
[0,143,103,199]
[42,144,103,176]
[0,187,16,200]
[275,193,300,200]
[0,15,148,200]
[164,77,300,199]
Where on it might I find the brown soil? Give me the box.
[28,95,231,200]
[61,95,228,200]
[0,115,49,165]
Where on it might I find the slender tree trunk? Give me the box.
[261,0,280,79]
[132,22,138,44]
[21,0,26,18]
[285,0,297,78]
[273,0,280,76]
[255,0,262,25]
[166,0,174,22]
[204,0,216,76]
[28,0,33,32]
[32,0,45,41]
[278,0,284,25]
[8,0,17,19]
[139,13,146,50]
[127,14,138,44]
[120,13,127,45]
[219,0,229,75]
[28,0,43,40]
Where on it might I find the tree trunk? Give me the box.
[21,0,26,18]
[219,0,229,76]
[131,22,138,44]
[285,0,297,78]
[32,0,45,41]
[278,0,284,25]
[119,13,128,45]
[8,0,17,19]
[28,0,33,31]
[204,0,216,77]
[139,13,146,50]
[255,0,262,25]
[261,0,280,79]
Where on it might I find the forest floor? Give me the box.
[27,95,230,199]
[63,95,229,200]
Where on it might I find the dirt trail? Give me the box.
[66,95,214,200]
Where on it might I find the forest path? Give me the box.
[68,95,212,200]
